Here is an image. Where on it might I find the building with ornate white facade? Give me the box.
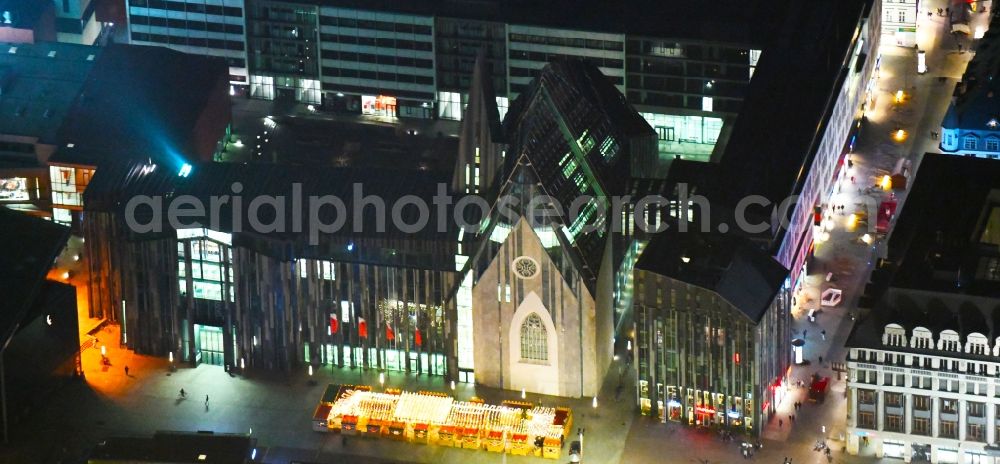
[845,154,1000,463]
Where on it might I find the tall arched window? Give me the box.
[520,313,548,362]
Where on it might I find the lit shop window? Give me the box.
[297,259,336,280]
[0,177,29,201]
[49,165,91,206]
[250,75,275,100]
[438,91,462,120]
[640,113,722,145]
[53,207,72,225]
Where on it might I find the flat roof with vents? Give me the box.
[0,41,100,144]
[86,431,255,463]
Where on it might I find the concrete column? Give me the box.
[878,390,886,431]
[906,393,913,434]
[960,399,967,442]
[850,386,858,424]
[989,403,996,445]
[847,434,860,455]
[933,398,940,438]
[903,440,912,463]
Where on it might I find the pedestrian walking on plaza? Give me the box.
[179,388,186,398]
[821,330,826,340]
[205,395,209,407]
[819,356,824,364]
[124,365,129,376]
[779,419,783,428]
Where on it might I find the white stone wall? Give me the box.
[471,217,600,398]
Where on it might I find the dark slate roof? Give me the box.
[844,290,1000,356]
[0,41,99,143]
[880,153,1000,298]
[636,230,788,323]
[83,160,465,251]
[710,0,870,231]
[294,0,790,45]
[494,59,654,286]
[88,432,254,464]
[51,44,228,169]
[0,207,70,349]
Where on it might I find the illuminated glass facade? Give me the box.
[177,229,235,303]
[639,112,724,162]
[49,165,93,208]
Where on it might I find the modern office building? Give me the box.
[671,0,881,289]
[633,230,790,435]
[53,0,109,45]
[0,41,230,225]
[621,0,879,436]
[881,0,920,47]
[125,0,811,161]
[845,153,1000,463]
[124,0,248,87]
[940,19,1000,160]
[83,159,462,374]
